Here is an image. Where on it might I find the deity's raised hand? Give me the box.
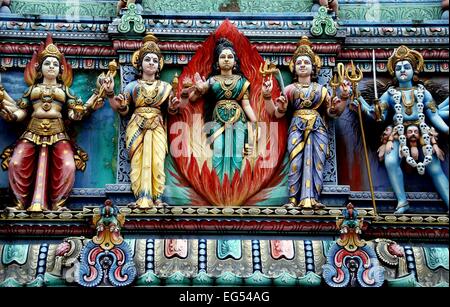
[193,72,208,95]
[101,77,115,94]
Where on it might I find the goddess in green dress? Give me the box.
[189,38,257,182]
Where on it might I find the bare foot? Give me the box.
[154,199,166,208]
[313,202,325,209]
[128,202,138,209]
[283,202,295,209]
[54,206,70,212]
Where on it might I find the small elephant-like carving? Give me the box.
[47,237,87,282]
[373,239,409,280]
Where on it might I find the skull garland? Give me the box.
[395,124,405,135]
[390,86,432,174]
[400,146,410,158]
[416,102,424,113]
[406,156,418,167]
[417,162,425,175]
[394,113,404,125]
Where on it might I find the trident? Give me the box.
[259,59,285,93]
[345,61,378,216]
[330,63,345,110]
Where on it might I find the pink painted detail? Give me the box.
[55,241,70,256]
[351,250,371,267]
[114,267,128,282]
[333,249,374,284]
[362,267,375,285]
[111,248,125,266]
[88,247,102,265]
[165,239,188,259]
[388,243,405,258]
[84,263,99,282]
[270,240,295,260]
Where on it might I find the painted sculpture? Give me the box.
[0,34,104,212]
[105,33,180,209]
[78,199,137,287]
[186,38,258,181]
[263,36,347,209]
[169,20,287,206]
[353,45,449,214]
[323,203,385,287]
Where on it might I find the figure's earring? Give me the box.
[215,63,219,71]
[413,73,419,83]
[37,72,43,80]
[58,66,64,81]
[232,65,237,72]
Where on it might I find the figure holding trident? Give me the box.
[262,36,349,209]
[346,59,378,216]
[352,46,449,214]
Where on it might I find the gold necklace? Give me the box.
[39,84,56,112]
[401,88,415,116]
[296,83,317,108]
[295,82,310,88]
[215,75,239,99]
[140,80,159,105]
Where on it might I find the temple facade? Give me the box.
[0,0,448,288]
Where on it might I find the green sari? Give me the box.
[208,75,250,182]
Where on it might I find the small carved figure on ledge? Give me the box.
[116,0,142,15]
[317,0,339,15]
[0,0,11,14]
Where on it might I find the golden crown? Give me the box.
[132,33,164,70]
[289,36,322,73]
[387,45,424,76]
[37,43,63,64]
